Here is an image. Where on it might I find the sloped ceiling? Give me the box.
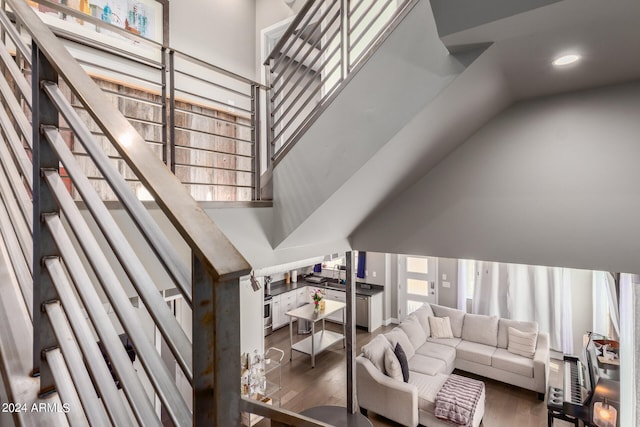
[269,0,640,252]
[212,0,640,271]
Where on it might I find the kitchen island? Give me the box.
[286,300,346,367]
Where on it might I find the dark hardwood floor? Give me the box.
[256,322,574,427]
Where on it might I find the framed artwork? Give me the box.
[28,0,164,44]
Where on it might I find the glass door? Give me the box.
[398,255,437,319]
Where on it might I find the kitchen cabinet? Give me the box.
[296,287,310,306]
[369,292,383,332]
[281,291,296,315]
[272,288,302,330]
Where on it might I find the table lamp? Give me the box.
[593,398,617,427]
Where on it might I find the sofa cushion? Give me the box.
[413,305,434,336]
[431,304,465,337]
[426,337,462,348]
[415,342,456,372]
[385,328,415,359]
[492,348,534,378]
[394,343,410,382]
[507,327,538,359]
[455,341,496,366]
[408,372,449,413]
[497,319,538,349]
[361,334,392,372]
[429,316,454,339]
[400,315,427,349]
[408,354,447,376]
[384,347,403,381]
[462,313,499,347]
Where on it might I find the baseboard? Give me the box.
[383,318,399,326]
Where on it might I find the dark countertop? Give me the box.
[267,278,384,298]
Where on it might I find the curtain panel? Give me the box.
[469,261,574,353]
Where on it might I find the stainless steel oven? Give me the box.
[264,295,273,336]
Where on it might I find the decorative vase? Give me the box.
[314,301,320,313]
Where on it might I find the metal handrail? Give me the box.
[44,82,192,306]
[265,0,318,63]
[7,1,265,202]
[173,48,266,89]
[6,0,326,424]
[264,0,417,166]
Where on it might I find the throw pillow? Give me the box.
[394,343,410,383]
[361,334,393,372]
[429,316,454,339]
[507,327,538,358]
[384,347,403,381]
[412,305,433,336]
[430,304,465,337]
[384,328,416,359]
[399,315,427,349]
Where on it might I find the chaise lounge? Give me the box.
[356,303,550,426]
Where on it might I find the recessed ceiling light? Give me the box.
[552,54,581,66]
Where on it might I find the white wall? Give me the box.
[352,81,640,275]
[358,251,387,286]
[240,276,264,355]
[171,0,257,79]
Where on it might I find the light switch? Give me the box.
[442,274,447,280]
[372,271,377,278]
[442,281,451,288]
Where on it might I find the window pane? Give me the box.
[407,279,429,296]
[407,300,425,315]
[407,257,428,274]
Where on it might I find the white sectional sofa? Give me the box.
[356,303,550,427]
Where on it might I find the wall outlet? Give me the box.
[372,271,377,278]
[442,281,451,288]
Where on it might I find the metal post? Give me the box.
[345,251,357,413]
[169,49,176,174]
[193,257,241,426]
[161,47,168,166]
[251,84,261,200]
[264,63,275,166]
[31,42,60,394]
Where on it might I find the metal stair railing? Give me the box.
[264,0,419,166]
[0,0,34,321]
[0,0,327,425]
[4,0,267,202]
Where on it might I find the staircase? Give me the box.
[0,0,327,425]
[0,0,536,424]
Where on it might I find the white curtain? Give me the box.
[457,260,467,311]
[471,261,573,354]
[472,261,509,317]
[592,271,620,340]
